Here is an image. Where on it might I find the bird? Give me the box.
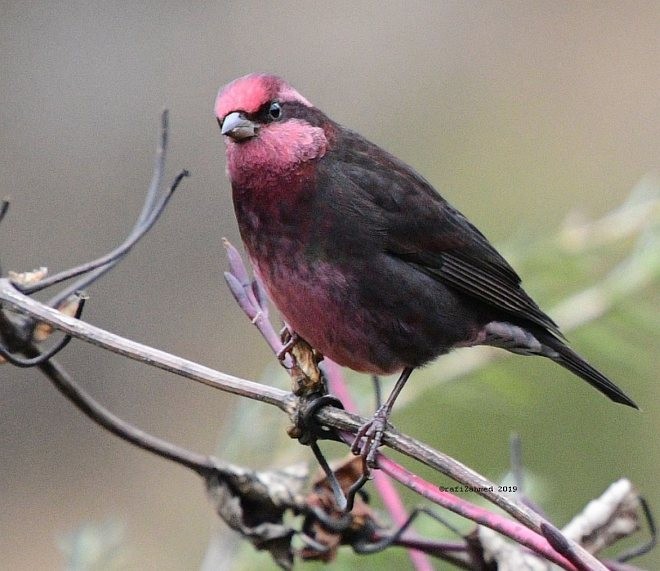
[214,73,636,463]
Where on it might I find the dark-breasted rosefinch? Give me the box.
[214,74,636,461]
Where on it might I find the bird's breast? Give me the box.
[251,250,399,374]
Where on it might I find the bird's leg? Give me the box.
[351,367,414,468]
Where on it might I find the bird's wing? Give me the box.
[394,245,562,338]
[322,128,562,337]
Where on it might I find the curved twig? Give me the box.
[38,357,216,474]
[21,169,188,298]
[615,497,657,563]
[15,111,186,298]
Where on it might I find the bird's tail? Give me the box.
[542,336,638,409]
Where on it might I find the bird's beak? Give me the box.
[220,112,257,141]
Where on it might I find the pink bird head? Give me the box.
[215,74,330,190]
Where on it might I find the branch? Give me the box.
[0,277,291,409]
[15,110,188,300]
[0,199,9,225]
[0,276,616,570]
[38,356,217,474]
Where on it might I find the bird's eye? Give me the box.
[268,101,282,120]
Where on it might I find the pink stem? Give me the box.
[379,458,578,571]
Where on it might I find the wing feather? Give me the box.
[322,126,562,338]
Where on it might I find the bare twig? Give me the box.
[15,112,188,299]
[0,277,291,408]
[0,199,9,225]
[615,497,657,563]
[30,168,187,298]
[39,356,216,474]
[44,112,173,307]
[379,458,582,570]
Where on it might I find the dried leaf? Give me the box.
[289,338,324,397]
[562,478,641,555]
[8,267,48,286]
[301,456,379,562]
[206,461,309,570]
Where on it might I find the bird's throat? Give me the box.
[226,119,328,193]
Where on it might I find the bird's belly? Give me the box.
[253,257,395,373]
[251,252,482,374]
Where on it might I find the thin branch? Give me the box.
[28,345,311,570]
[508,432,546,517]
[375,535,472,569]
[0,199,9,225]
[364,508,471,569]
[16,111,185,298]
[0,199,9,276]
[39,356,216,474]
[0,277,610,570]
[22,169,188,298]
[378,458,581,571]
[0,277,291,408]
[44,112,171,307]
[615,497,657,562]
[139,109,170,223]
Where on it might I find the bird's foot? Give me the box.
[277,328,299,363]
[351,404,391,468]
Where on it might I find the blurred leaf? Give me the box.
[59,520,125,571]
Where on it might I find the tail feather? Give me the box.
[544,338,638,409]
[479,321,637,408]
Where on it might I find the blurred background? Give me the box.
[1,2,658,569]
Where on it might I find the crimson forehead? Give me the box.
[214,74,313,119]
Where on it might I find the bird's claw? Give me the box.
[351,405,390,468]
[277,329,299,363]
